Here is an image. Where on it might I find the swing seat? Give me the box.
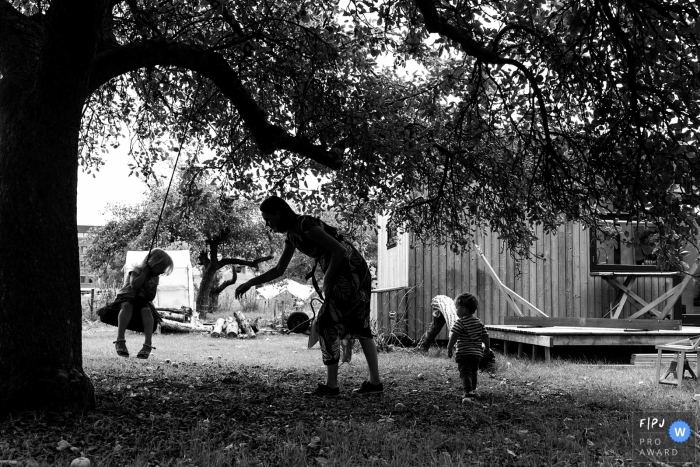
[97,302,162,333]
[654,336,700,389]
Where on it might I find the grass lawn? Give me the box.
[1,323,699,466]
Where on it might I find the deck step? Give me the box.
[631,353,698,366]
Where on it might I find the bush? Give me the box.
[216,293,238,313]
[240,296,260,314]
[80,283,119,321]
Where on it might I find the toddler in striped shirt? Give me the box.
[447,292,491,402]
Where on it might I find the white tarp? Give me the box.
[256,279,315,301]
[123,250,195,309]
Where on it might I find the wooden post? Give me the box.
[531,345,537,362]
[90,288,95,320]
[544,347,551,363]
[517,342,524,358]
[473,243,549,318]
[658,260,699,319]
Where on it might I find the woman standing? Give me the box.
[235,196,383,397]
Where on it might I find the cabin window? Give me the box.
[590,216,662,272]
[386,222,397,249]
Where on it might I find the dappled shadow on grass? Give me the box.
[0,355,647,467]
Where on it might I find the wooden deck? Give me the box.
[486,324,700,362]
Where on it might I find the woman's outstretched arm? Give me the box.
[234,242,295,298]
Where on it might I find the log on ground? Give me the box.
[211,318,226,337]
[234,310,256,338]
[157,307,193,317]
[225,317,239,338]
[159,310,188,322]
[160,319,211,334]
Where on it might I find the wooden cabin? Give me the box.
[372,216,700,341]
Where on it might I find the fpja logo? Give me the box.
[634,413,695,464]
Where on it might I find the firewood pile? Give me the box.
[157,307,193,323]
[159,307,210,334]
[210,311,258,339]
[158,308,260,338]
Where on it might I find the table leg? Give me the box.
[607,276,636,319]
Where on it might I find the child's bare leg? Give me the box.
[141,307,154,347]
[117,302,133,342]
[115,302,133,356]
[359,338,381,385]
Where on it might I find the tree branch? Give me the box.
[124,0,164,40]
[218,255,273,269]
[213,277,237,294]
[414,0,498,62]
[413,0,555,153]
[88,40,343,169]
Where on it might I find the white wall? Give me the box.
[375,215,409,290]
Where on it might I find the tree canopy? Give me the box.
[77,0,700,258]
[368,0,700,258]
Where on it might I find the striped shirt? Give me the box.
[452,315,488,358]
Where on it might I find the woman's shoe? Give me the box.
[304,383,340,398]
[137,344,155,359]
[114,340,129,358]
[352,380,384,395]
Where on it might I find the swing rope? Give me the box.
[145,81,203,263]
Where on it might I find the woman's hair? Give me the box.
[142,248,174,275]
[455,292,479,314]
[259,195,297,220]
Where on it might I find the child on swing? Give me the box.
[108,249,174,359]
[447,292,491,402]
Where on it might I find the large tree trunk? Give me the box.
[196,265,221,316]
[0,2,105,413]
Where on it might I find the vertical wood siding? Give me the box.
[374,222,687,340]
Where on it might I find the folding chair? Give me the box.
[655,335,700,389]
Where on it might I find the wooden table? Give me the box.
[590,271,683,320]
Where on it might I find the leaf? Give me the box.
[57,440,72,451]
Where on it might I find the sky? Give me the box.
[77,150,152,226]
